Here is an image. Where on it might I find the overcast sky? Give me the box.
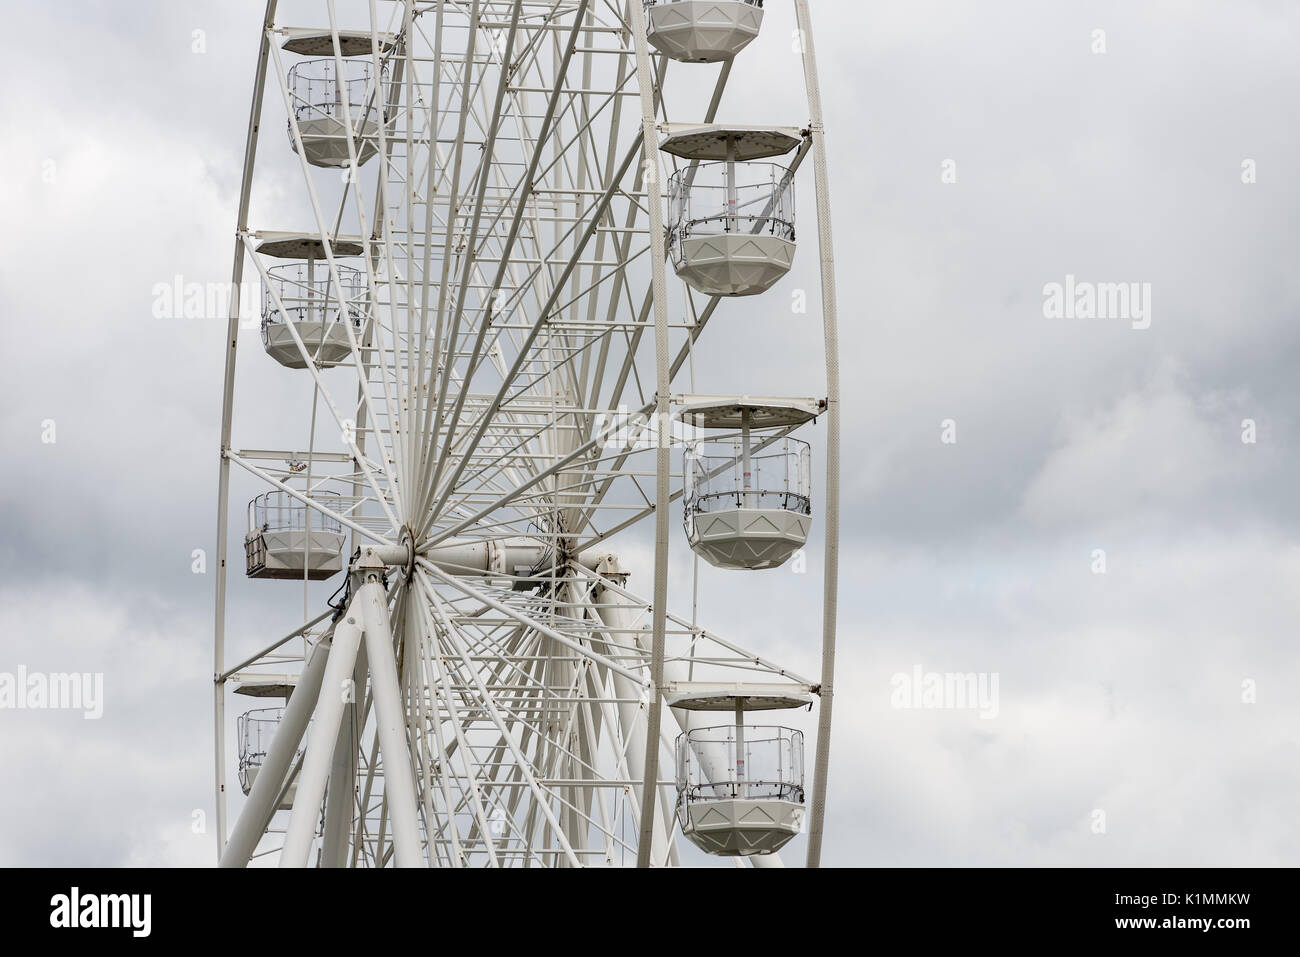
[1,0,1297,866]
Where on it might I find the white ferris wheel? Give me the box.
[212,0,841,868]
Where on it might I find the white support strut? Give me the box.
[281,598,365,867]
[794,0,842,869]
[627,0,675,871]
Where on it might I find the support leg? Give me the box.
[281,603,365,867]
[359,580,425,867]
[220,625,332,868]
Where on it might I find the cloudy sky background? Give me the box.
[1,0,1298,866]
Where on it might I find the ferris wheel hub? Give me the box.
[397,526,417,578]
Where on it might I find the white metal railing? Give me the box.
[237,706,312,796]
[676,725,804,804]
[248,489,344,536]
[684,436,811,517]
[286,57,388,131]
[668,161,795,249]
[237,707,283,793]
[262,262,366,330]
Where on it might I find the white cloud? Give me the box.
[1020,363,1265,529]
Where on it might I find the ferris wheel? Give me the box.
[211,0,841,868]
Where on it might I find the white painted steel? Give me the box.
[213,0,839,867]
[644,0,764,64]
